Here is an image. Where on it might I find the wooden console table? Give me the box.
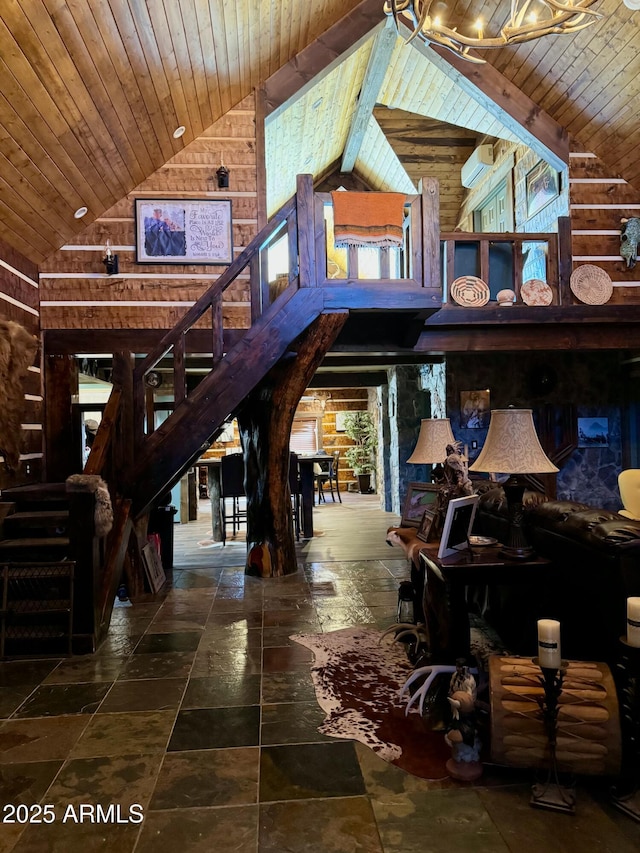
[418,544,553,662]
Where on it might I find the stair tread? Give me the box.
[7,511,69,522]
[0,537,70,548]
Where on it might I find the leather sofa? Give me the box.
[473,486,640,665]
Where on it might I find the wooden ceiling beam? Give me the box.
[402,32,569,171]
[341,17,397,172]
[262,0,385,121]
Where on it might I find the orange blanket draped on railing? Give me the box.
[331,191,405,248]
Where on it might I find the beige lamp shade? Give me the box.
[407,418,456,464]
[469,408,558,475]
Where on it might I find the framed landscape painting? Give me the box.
[401,482,440,528]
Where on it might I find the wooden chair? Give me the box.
[219,453,246,544]
[316,451,342,503]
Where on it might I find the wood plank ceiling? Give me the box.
[0,0,638,265]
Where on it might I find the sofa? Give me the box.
[472,486,640,665]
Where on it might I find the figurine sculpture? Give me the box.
[620,217,640,270]
[444,660,483,781]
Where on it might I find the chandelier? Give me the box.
[384,0,604,63]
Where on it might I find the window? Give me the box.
[290,417,322,453]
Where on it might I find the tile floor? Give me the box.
[1,494,640,852]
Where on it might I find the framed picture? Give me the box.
[401,482,440,528]
[416,508,437,543]
[141,541,166,593]
[437,494,479,559]
[526,161,560,219]
[135,198,233,264]
[578,417,609,448]
[460,390,491,429]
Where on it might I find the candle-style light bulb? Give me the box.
[105,239,112,259]
[538,619,561,669]
[627,597,640,647]
[475,18,483,38]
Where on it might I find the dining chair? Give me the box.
[315,450,342,503]
[219,452,246,544]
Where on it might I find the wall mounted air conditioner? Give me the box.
[461,144,494,189]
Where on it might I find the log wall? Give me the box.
[39,95,258,333]
[570,144,640,305]
[0,238,42,487]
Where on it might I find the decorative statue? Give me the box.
[620,217,640,270]
[445,660,483,781]
[443,441,474,498]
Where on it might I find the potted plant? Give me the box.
[343,411,377,493]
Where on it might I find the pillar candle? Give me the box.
[537,619,561,668]
[627,598,640,648]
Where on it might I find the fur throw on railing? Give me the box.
[0,321,38,472]
[65,474,114,537]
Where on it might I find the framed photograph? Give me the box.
[437,494,479,559]
[141,541,166,593]
[526,161,560,219]
[578,417,609,448]
[416,508,437,543]
[135,198,233,264]
[460,390,491,429]
[401,482,440,528]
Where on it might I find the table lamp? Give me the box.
[407,418,456,482]
[469,408,558,559]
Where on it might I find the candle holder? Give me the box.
[530,658,577,814]
[611,637,640,822]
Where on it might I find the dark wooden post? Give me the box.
[237,311,347,577]
[43,354,79,481]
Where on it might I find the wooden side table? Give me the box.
[418,544,552,663]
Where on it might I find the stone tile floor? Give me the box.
[0,494,639,851]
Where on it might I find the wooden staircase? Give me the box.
[0,484,75,657]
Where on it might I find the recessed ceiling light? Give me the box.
[74,206,88,219]
[173,125,186,138]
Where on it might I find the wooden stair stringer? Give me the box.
[130,287,326,517]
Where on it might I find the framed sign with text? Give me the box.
[135,198,233,264]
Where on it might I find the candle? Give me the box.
[627,597,640,648]
[537,619,561,668]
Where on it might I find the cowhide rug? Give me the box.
[291,626,451,780]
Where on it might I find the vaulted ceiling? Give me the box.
[0,0,637,264]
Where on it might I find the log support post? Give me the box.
[237,311,347,577]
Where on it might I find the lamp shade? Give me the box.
[469,409,558,475]
[407,418,456,464]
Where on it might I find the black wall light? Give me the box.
[102,240,119,276]
[216,156,230,188]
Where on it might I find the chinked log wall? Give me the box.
[38,95,259,333]
[569,143,640,303]
[0,238,42,489]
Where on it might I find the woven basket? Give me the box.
[570,264,613,305]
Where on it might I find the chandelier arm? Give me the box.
[510,0,535,28]
[386,0,605,64]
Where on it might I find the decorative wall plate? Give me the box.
[521,278,553,306]
[450,275,490,307]
[570,264,613,305]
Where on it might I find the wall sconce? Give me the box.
[102,240,119,276]
[216,155,230,189]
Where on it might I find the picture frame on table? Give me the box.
[437,494,480,559]
[135,198,233,264]
[416,508,437,543]
[401,482,440,528]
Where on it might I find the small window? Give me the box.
[290,417,322,453]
